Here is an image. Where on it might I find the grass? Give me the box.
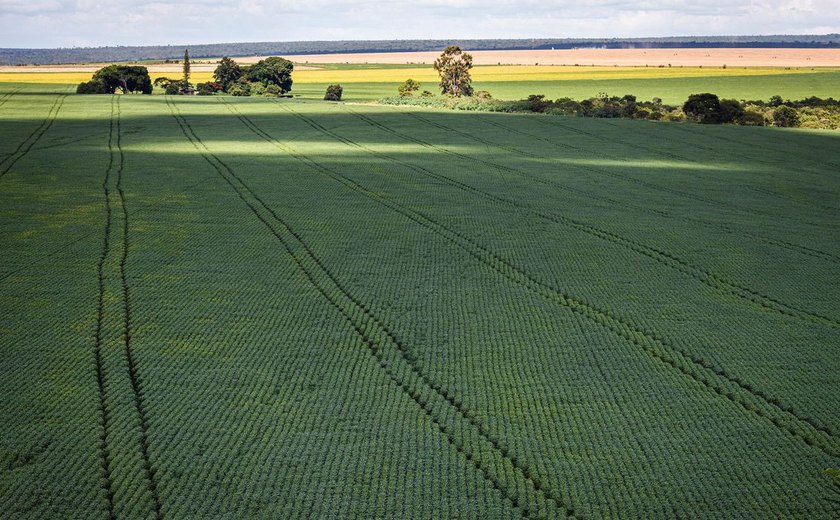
[2,64,840,103]
[1,87,839,518]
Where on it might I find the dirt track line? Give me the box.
[259,102,840,459]
[0,94,67,180]
[114,97,164,520]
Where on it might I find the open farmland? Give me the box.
[1,85,840,518]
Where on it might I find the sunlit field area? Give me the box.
[1,83,839,518]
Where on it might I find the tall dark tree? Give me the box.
[183,49,191,85]
[433,46,473,97]
[246,57,294,93]
[79,65,152,94]
[683,93,724,124]
[213,56,242,91]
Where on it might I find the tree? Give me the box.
[398,79,420,97]
[683,93,724,124]
[718,98,744,123]
[213,57,242,92]
[324,84,343,101]
[773,105,800,127]
[85,65,152,94]
[246,57,294,93]
[434,46,473,97]
[183,49,191,85]
[76,80,107,94]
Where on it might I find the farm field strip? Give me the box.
[333,105,840,330]
[165,96,577,518]
[2,92,839,518]
[213,99,838,456]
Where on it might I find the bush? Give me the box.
[773,105,800,127]
[683,93,724,124]
[737,111,766,126]
[250,82,266,96]
[264,84,282,97]
[719,99,744,123]
[420,90,434,98]
[196,82,223,96]
[76,80,107,94]
[526,94,553,113]
[324,84,343,101]
[229,84,251,97]
[475,90,492,100]
[398,79,420,97]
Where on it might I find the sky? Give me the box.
[1,0,838,48]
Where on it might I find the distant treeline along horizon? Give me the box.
[2,35,840,65]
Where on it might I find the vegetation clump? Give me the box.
[324,84,343,101]
[77,65,152,94]
[434,46,473,97]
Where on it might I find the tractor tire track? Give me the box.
[346,107,840,330]
[93,95,118,520]
[478,114,840,264]
[240,103,840,460]
[113,97,164,520]
[0,87,21,108]
[170,97,578,520]
[0,94,67,180]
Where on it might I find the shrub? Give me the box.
[398,79,420,97]
[324,84,343,101]
[683,93,724,124]
[526,94,553,113]
[196,82,223,96]
[719,99,744,123]
[76,80,107,94]
[475,90,493,100]
[264,84,282,97]
[737,111,766,126]
[229,84,251,96]
[420,90,434,98]
[773,105,800,127]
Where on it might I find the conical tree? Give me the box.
[183,49,191,85]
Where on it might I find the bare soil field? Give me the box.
[290,48,840,67]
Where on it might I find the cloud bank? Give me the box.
[1,0,838,48]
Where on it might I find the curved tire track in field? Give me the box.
[0,94,67,180]
[113,97,164,520]
[349,108,840,330]
[237,102,840,460]
[94,95,118,520]
[478,115,840,264]
[169,97,577,520]
[0,87,21,108]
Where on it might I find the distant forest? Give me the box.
[2,35,839,65]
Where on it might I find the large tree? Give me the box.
[79,65,152,94]
[213,56,242,91]
[246,57,294,93]
[434,46,473,97]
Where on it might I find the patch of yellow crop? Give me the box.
[0,71,214,85]
[291,65,839,84]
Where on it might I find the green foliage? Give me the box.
[324,84,343,101]
[773,105,801,127]
[737,110,766,126]
[683,93,725,124]
[183,49,191,84]
[213,56,242,91]
[398,78,420,97]
[196,82,223,96]
[433,46,473,97]
[76,80,108,94]
[83,64,152,94]
[228,83,250,96]
[246,56,294,93]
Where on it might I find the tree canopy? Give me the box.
[213,57,242,91]
[78,65,152,94]
[434,46,473,97]
[246,57,294,93]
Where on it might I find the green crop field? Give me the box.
[1,84,840,519]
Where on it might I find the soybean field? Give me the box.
[1,85,840,519]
